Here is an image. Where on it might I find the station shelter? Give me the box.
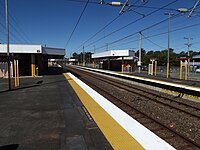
[0,44,65,77]
[91,50,137,72]
[68,58,78,65]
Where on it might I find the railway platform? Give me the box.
[71,65,200,99]
[0,67,112,150]
[0,66,179,149]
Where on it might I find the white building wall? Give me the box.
[0,44,42,53]
[43,47,65,55]
[92,50,134,59]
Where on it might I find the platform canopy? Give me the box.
[0,44,65,56]
[91,50,135,59]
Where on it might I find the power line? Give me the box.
[88,13,181,51]
[72,0,148,52]
[92,21,200,52]
[9,14,32,43]
[0,21,25,43]
[142,33,166,49]
[64,0,90,48]
[9,22,30,43]
[0,0,32,44]
[63,0,96,4]
[73,0,143,53]
[73,15,121,53]
[64,0,177,12]
[83,0,179,50]
[67,1,179,53]
[109,38,138,49]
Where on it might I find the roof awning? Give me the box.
[0,44,65,56]
[92,50,135,59]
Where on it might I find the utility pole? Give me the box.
[83,45,85,66]
[106,43,108,51]
[184,37,193,77]
[138,32,142,73]
[164,12,174,78]
[184,37,193,58]
[93,45,95,53]
[5,0,11,90]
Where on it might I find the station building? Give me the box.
[0,44,65,77]
[92,50,137,72]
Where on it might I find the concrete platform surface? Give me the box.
[0,67,112,150]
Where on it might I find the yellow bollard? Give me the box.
[148,64,150,75]
[122,64,124,73]
[180,61,182,80]
[17,60,19,86]
[152,62,154,75]
[185,62,188,80]
[154,61,157,76]
[166,63,169,78]
[14,60,17,87]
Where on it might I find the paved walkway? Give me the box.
[0,67,112,150]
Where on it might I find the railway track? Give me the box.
[65,65,200,149]
[80,68,200,119]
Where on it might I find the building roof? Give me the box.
[0,44,65,56]
[91,50,135,59]
[176,57,189,60]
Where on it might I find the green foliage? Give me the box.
[72,49,200,66]
[138,48,199,66]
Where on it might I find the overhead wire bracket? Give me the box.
[119,0,129,15]
[188,0,200,17]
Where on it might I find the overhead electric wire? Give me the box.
[0,21,25,43]
[9,23,30,43]
[74,15,121,52]
[92,18,200,52]
[109,38,138,49]
[146,22,200,39]
[71,0,179,53]
[73,0,143,53]
[83,0,179,50]
[63,0,96,4]
[141,33,166,49]
[64,0,90,48]
[0,0,32,44]
[9,14,33,43]
[64,0,177,11]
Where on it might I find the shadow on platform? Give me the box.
[0,144,19,150]
[41,67,65,75]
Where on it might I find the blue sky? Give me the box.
[0,0,199,57]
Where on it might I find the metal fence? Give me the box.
[134,65,200,81]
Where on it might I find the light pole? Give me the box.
[164,12,174,78]
[5,0,11,90]
[138,32,142,73]
[83,45,85,66]
[184,37,193,78]
[93,45,95,53]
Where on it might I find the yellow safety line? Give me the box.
[64,73,144,150]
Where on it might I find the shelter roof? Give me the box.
[91,50,134,59]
